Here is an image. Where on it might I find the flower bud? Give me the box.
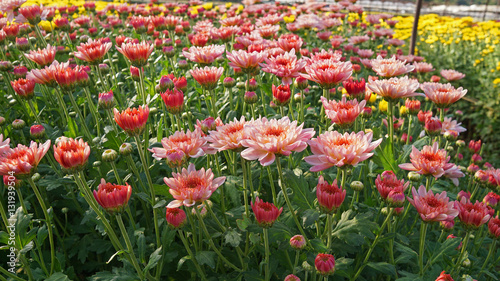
[166,207,187,229]
[483,192,500,208]
[457,190,471,202]
[295,76,308,90]
[178,60,189,69]
[362,106,373,118]
[272,84,291,106]
[0,61,13,72]
[0,117,5,126]
[315,253,335,276]
[244,91,258,104]
[165,149,187,168]
[456,140,465,147]
[350,181,364,191]
[223,77,236,88]
[130,66,140,81]
[408,171,421,182]
[31,173,41,182]
[98,91,115,109]
[99,63,110,74]
[119,143,133,156]
[159,75,175,92]
[30,124,45,139]
[424,118,442,136]
[15,37,30,51]
[289,235,306,250]
[93,179,132,214]
[246,78,258,91]
[467,164,479,174]
[444,130,458,141]
[471,153,483,164]
[12,119,26,130]
[236,81,246,90]
[102,149,118,162]
[405,99,421,115]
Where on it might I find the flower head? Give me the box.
[190,66,224,90]
[376,171,409,202]
[11,78,35,100]
[75,38,113,65]
[260,50,306,85]
[226,50,267,74]
[315,253,335,276]
[0,140,50,178]
[93,179,132,214]
[407,185,458,222]
[321,96,366,128]
[149,129,206,160]
[420,82,467,108]
[206,116,249,152]
[182,44,225,66]
[399,142,464,186]
[367,76,421,101]
[440,69,465,81]
[25,44,56,67]
[454,198,491,229]
[488,216,500,239]
[164,163,226,208]
[116,41,154,67]
[166,207,187,228]
[53,137,90,173]
[435,271,454,281]
[316,176,346,214]
[114,105,149,136]
[272,84,291,106]
[251,197,282,228]
[371,55,414,77]
[241,117,315,166]
[290,235,306,250]
[305,131,382,172]
[161,88,184,115]
[301,59,353,89]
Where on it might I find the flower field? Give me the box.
[0,0,499,281]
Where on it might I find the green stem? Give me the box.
[178,230,208,281]
[83,87,101,137]
[27,99,42,125]
[116,214,145,280]
[293,250,300,275]
[326,213,332,250]
[451,231,470,276]
[418,222,428,276]
[406,115,412,145]
[263,228,271,281]
[266,166,277,205]
[276,158,310,247]
[241,157,250,217]
[110,162,123,185]
[67,92,93,140]
[478,239,497,278]
[194,207,243,272]
[388,100,394,157]
[27,178,55,275]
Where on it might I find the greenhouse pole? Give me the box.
[409,0,424,55]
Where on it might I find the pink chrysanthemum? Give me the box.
[25,44,56,67]
[53,137,91,173]
[367,76,421,101]
[93,179,132,214]
[251,197,283,228]
[206,116,249,152]
[371,55,415,77]
[413,62,434,73]
[440,69,465,81]
[0,135,11,156]
[375,170,410,201]
[0,140,50,178]
[260,50,307,85]
[113,105,150,136]
[399,142,464,186]
[226,50,267,74]
[321,96,366,128]
[316,176,346,214]
[74,38,113,65]
[149,129,206,160]
[454,198,492,229]
[300,59,353,89]
[305,131,382,172]
[190,66,224,90]
[182,44,225,66]
[164,163,226,208]
[240,117,315,166]
[407,185,458,222]
[116,41,154,67]
[420,82,467,108]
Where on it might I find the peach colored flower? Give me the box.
[255,14,283,26]
[251,197,283,228]
[357,49,374,58]
[0,135,10,156]
[241,117,315,166]
[367,76,421,101]
[226,50,267,73]
[454,198,491,228]
[300,59,353,89]
[413,62,434,73]
[114,105,149,136]
[348,35,370,45]
[182,44,225,66]
[190,66,224,90]
[149,129,206,160]
[420,82,467,108]
[206,116,250,152]
[164,163,226,208]
[440,69,465,81]
[321,96,366,128]
[74,39,112,65]
[441,117,466,136]
[116,41,154,67]
[277,33,303,53]
[305,49,342,63]
[371,55,415,77]
[260,50,307,85]
[0,0,26,22]
[0,140,50,178]
[375,170,409,201]
[399,142,464,186]
[25,44,56,67]
[407,185,458,222]
[305,131,382,172]
[220,15,243,27]
[93,179,132,214]
[53,137,90,173]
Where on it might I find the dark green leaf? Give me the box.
[45,272,71,281]
[144,246,162,273]
[224,228,242,247]
[366,262,396,277]
[195,251,217,269]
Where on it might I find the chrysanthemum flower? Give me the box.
[74,38,113,65]
[206,116,249,152]
[53,137,90,173]
[399,142,464,186]
[413,62,434,73]
[440,69,465,81]
[260,50,307,85]
[316,176,346,214]
[251,197,282,228]
[301,59,353,89]
[277,33,303,53]
[0,140,50,178]
[11,78,35,100]
[489,216,500,239]
[190,66,224,90]
[226,50,267,74]
[376,170,409,201]
[321,96,366,128]
[305,131,382,172]
[454,198,492,229]
[0,135,11,156]
[0,0,27,22]
[408,185,458,222]
[367,76,421,101]
[166,207,187,228]
[25,44,56,67]
[93,179,132,214]
[435,271,454,281]
[420,82,467,108]
[164,163,226,208]
[182,44,225,66]
[441,117,466,136]
[315,253,336,276]
[371,55,415,77]
[113,105,150,136]
[150,129,206,160]
[116,41,154,67]
[241,117,315,166]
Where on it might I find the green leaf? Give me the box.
[236,216,251,231]
[428,238,460,265]
[195,251,217,269]
[302,209,320,227]
[310,238,328,253]
[283,169,315,210]
[137,233,146,264]
[153,184,171,198]
[144,246,162,273]
[331,210,377,247]
[395,242,418,265]
[37,225,48,246]
[366,262,396,277]
[224,228,242,247]
[177,255,191,271]
[45,272,71,281]
[153,199,166,209]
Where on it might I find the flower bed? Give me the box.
[0,0,499,281]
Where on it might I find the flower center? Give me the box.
[425,196,443,208]
[264,127,284,137]
[184,177,204,189]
